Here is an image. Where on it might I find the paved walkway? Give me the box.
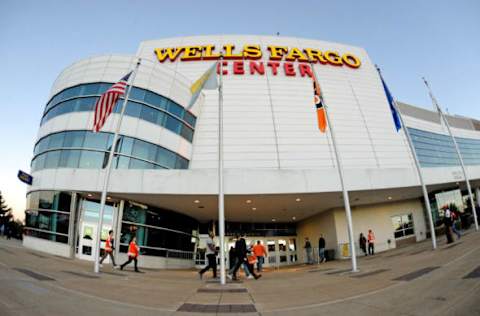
[0,231,479,315]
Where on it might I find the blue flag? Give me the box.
[378,70,402,131]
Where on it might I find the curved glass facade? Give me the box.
[31,130,189,172]
[41,83,196,142]
[24,191,72,244]
[409,128,480,167]
[120,201,198,257]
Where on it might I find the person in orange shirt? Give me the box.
[99,230,117,269]
[367,229,375,255]
[252,240,267,272]
[120,236,141,272]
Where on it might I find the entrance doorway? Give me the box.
[76,199,117,262]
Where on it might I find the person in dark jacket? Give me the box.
[228,233,261,281]
[359,233,367,256]
[318,234,326,263]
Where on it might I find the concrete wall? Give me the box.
[23,236,71,257]
[334,198,427,257]
[296,209,337,262]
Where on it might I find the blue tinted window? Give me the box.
[184,111,196,127]
[77,97,97,111]
[157,111,166,126]
[63,131,85,148]
[84,132,110,150]
[119,137,133,155]
[79,151,105,169]
[132,139,156,162]
[181,125,194,142]
[156,148,176,168]
[130,87,146,101]
[129,158,154,169]
[98,83,111,94]
[176,156,189,169]
[59,150,81,168]
[168,101,184,118]
[125,101,142,118]
[48,133,65,149]
[82,83,100,95]
[145,91,164,108]
[113,99,123,113]
[37,138,49,154]
[165,115,181,134]
[44,151,61,169]
[140,106,158,124]
[114,156,130,169]
[32,154,46,171]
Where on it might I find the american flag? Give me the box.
[93,72,132,132]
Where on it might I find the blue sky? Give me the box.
[1,0,479,220]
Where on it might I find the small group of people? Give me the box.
[359,229,375,256]
[198,232,265,281]
[444,206,462,244]
[304,234,326,264]
[99,230,142,273]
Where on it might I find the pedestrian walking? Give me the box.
[451,210,461,239]
[359,233,367,256]
[367,230,375,255]
[444,207,454,244]
[228,234,261,281]
[198,232,217,279]
[99,230,118,268]
[304,237,313,264]
[252,240,267,272]
[120,236,141,272]
[318,234,326,263]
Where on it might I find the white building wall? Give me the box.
[333,198,427,257]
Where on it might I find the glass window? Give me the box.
[114,156,130,169]
[132,139,156,162]
[391,213,415,239]
[180,125,194,142]
[63,131,85,148]
[98,83,112,94]
[47,133,65,149]
[59,150,81,168]
[83,132,110,150]
[140,106,159,124]
[129,158,154,169]
[44,151,61,169]
[165,115,181,134]
[144,91,164,108]
[79,151,105,169]
[82,83,101,95]
[130,87,146,101]
[168,101,184,118]
[184,111,197,127]
[32,154,46,171]
[175,156,189,169]
[77,97,97,112]
[62,86,80,99]
[25,210,70,234]
[156,148,176,168]
[112,99,123,113]
[36,137,49,154]
[118,137,133,156]
[125,101,142,118]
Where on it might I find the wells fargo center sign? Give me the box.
[153,44,361,78]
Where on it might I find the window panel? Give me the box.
[130,87,146,101]
[82,83,101,95]
[79,151,105,169]
[167,101,184,118]
[44,151,61,169]
[83,132,110,150]
[125,101,142,118]
[47,133,65,149]
[132,139,156,162]
[140,106,158,124]
[59,150,81,168]
[165,115,181,134]
[63,131,85,148]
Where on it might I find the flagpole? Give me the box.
[310,62,358,272]
[376,67,437,249]
[93,58,141,273]
[218,56,226,285]
[422,78,479,231]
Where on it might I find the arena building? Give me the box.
[23,35,480,269]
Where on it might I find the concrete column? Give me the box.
[114,200,125,260]
[68,192,78,258]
